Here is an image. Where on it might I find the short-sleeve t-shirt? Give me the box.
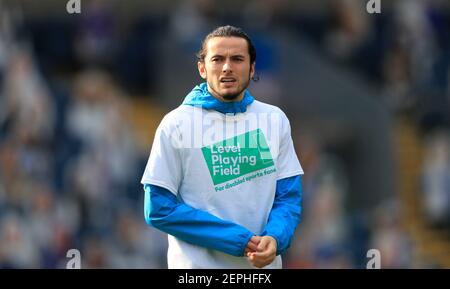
[141,100,303,269]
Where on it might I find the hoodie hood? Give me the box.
[182,82,254,114]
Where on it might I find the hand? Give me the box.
[244,236,261,256]
[246,236,277,268]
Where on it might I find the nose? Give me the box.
[222,59,232,73]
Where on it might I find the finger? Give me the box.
[246,236,261,252]
[245,245,257,254]
[253,244,276,260]
[247,252,273,268]
[248,251,273,263]
[249,250,270,262]
[250,236,261,245]
[246,241,258,252]
[248,254,262,267]
[257,237,270,252]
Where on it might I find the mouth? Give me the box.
[220,77,237,84]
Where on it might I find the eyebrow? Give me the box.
[210,54,246,59]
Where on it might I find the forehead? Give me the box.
[205,36,249,57]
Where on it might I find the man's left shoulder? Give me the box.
[249,100,287,116]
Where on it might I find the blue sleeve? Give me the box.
[261,175,302,256]
[143,184,254,257]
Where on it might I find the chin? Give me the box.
[222,94,239,101]
[221,89,240,100]
[220,88,241,100]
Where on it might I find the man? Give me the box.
[141,25,303,269]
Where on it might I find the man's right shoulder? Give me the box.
[157,105,196,127]
[160,105,192,120]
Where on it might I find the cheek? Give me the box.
[205,66,219,77]
[242,65,252,76]
[212,66,222,75]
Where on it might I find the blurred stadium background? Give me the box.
[0,0,449,268]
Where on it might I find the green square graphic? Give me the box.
[201,129,275,185]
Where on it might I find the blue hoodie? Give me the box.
[143,83,302,257]
[182,82,254,114]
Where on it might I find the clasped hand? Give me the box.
[244,235,277,268]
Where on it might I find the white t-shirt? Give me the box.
[141,100,303,269]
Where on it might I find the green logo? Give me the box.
[201,129,275,186]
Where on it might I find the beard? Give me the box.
[206,71,251,102]
[222,91,242,101]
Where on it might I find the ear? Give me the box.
[250,62,255,79]
[198,61,207,79]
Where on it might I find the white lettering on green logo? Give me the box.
[202,129,275,186]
